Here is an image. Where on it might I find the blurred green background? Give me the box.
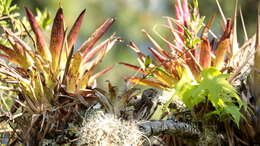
[13,0,258,89]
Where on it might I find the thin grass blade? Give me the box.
[231,0,239,56]
[142,29,170,57]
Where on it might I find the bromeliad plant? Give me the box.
[0,7,118,144]
[121,0,247,126]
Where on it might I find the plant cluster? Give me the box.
[0,1,118,144]
[0,0,258,145]
[122,0,247,126]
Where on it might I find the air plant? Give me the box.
[121,0,248,127]
[122,0,231,89]
[0,7,118,145]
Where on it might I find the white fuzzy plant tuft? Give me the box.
[78,110,145,146]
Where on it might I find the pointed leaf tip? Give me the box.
[67,9,86,52]
[108,18,116,23]
[88,66,113,87]
[25,7,50,60]
[79,18,115,55]
[50,7,65,71]
[119,62,144,73]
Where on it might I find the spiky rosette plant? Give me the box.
[121,0,254,144]
[0,7,118,145]
[122,0,246,89]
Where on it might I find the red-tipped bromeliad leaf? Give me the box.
[49,8,65,72]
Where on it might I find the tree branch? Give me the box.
[138,119,200,138]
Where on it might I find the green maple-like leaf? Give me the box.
[180,67,245,127]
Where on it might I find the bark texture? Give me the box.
[138,119,200,138]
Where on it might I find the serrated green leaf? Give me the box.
[224,105,241,127]
[180,67,244,126]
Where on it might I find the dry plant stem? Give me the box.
[138,119,200,138]
[247,1,260,144]
[251,0,260,99]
